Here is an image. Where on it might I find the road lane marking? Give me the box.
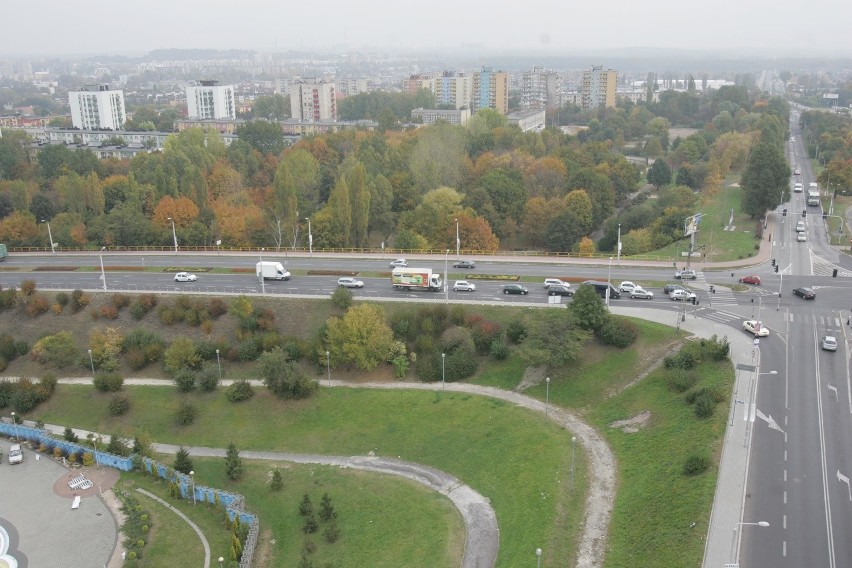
[812,317,837,568]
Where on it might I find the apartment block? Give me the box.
[581,66,617,110]
[472,68,508,115]
[336,77,369,97]
[522,67,562,109]
[68,84,126,130]
[186,80,236,120]
[290,80,337,121]
[403,74,435,94]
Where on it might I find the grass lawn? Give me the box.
[34,385,585,568]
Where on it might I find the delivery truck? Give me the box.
[807,190,820,207]
[391,268,442,291]
[256,261,291,281]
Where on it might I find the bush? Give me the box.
[93,372,124,393]
[69,289,90,313]
[100,305,119,319]
[208,297,228,318]
[331,286,353,309]
[111,293,131,309]
[163,337,201,375]
[30,331,77,368]
[505,320,527,344]
[109,395,131,416]
[440,326,476,354]
[683,453,711,476]
[237,338,261,362]
[666,368,697,393]
[64,426,79,443]
[197,364,220,392]
[470,320,502,355]
[445,348,478,381]
[175,400,197,425]
[174,369,197,392]
[20,279,37,296]
[692,390,717,418]
[490,339,509,360]
[664,350,697,370]
[260,349,316,399]
[25,295,50,317]
[55,291,70,307]
[270,469,283,491]
[226,380,254,402]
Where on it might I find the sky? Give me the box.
[3,0,851,57]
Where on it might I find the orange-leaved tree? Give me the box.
[152,196,200,229]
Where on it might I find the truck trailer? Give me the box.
[391,268,442,291]
[256,261,291,280]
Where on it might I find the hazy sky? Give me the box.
[3,0,851,56]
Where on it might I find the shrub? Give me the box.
[664,350,697,370]
[111,293,131,309]
[25,295,50,317]
[666,368,697,393]
[490,339,509,360]
[683,453,711,476]
[331,286,353,309]
[175,400,197,425]
[20,279,37,296]
[163,337,201,375]
[130,301,148,320]
[299,494,314,517]
[259,349,316,399]
[445,348,478,381]
[126,347,147,371]
[392,356,409,379]
[51,303,62,314]
[64,426,79,443]
[39,372,58,396]
[237,338,261,362]
[505,320,527,344]
[693,390,717,418]
[596,316,639,348]
[174,369,197,392]
[197,364,220,392]
[270,469,283,491]
[440,326,476,354]
[470,320,502,355]
[173,446,193,474]
[414,352,442,382]
[93,372,124,393]
[226,380,254,402]
[107,433,130,456]
[69,289,90,313]
[324,517,340,543]
[55,291,70,307]
[82,453,95,467]
[225,442,243,480]
[100,305,119,319]
[208,297,228,318]
[109,395,131,416]
[30,331,77,368]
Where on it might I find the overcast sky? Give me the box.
[3,0,851,56]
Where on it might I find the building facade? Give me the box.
[290,81,337,121]
[507,108,546,132]
[581,66,617,110]
[336,77,369,97]
[186,80,236,120]
[411,108,471,126]
[522,67,562,109]
[68,85,126,130]
[472,68,508,115]
[434,72,472,110]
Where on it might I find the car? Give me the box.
[629,287,654,300]
[337,277,364,288]
[822,336,838,351]
[453,280,476,292]
[618,281,637,293]
[794,168,801,175]
[174,272,197,282]
[743,320,769,337]
[792,287,815,299]
[739,275,761,285]
[675,269,697,280]
[547,284,574,297]
[797,232,807,242]
[663,283,685,295]
[670,289,696,302]
[503,284,529,295]
[795,221,805,232]
[389,259,408,268]
[793,183,803,192]
[543,278,566,289]
[629,287,654,299]
[452,260,476,269]
[8,443,22,465]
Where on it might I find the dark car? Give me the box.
[664,283,684,295]
[547,284,574,297]
[739,275,761,285]
[792,287,815,300]
[503,284,529,295]
[453,260,476,269]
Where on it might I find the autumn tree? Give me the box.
[0,210,40,246]
[152,195,200,229]
[325,304,395,371]
[456,213,499,252]
[523,156,568,198]
[348,162,370,248]
[270,160,299,250]
[563,190,594,235]
[522,197,566,248]
[328,176,352,246]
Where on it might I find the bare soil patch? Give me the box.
[609,411,651,433]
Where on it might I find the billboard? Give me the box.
[684,213,703,237]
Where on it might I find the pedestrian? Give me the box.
[847,316,850,326]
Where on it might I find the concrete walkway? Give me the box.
[136,488,211,568]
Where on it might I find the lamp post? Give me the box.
[545,377,550,416]
[99,246,107,291]
[215,349,221,380]
[218,558,224,568]
[87,349,95,377]
[10,412,17,440]
[326,350,331,386]
[455,218,460,259]
[259,248,265,295]
[167,217,178,253]
[616,223,621,266]
[445,249,449,304]
[41,219,55,255]
[305,217,312,257]
[606,256,613,307]
[189,470,196,505]
[571,436,577,484]
[731,521,770,564]
[92,434,100,469]
[536,547,542,568]
[441,352,446,391]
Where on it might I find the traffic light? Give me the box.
[802,210,807,217]
[771,258,776,267]
[774,265,779,273]
[783,208,787,217]
[823,213,828,220]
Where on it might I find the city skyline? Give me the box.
[2,0,851,57]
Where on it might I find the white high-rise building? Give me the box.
[186,80,236,120]
[290,81,337,121]
[522,67,562,110]
[69,84,126,130]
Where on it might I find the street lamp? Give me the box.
[98,246,107,291]
[215,349,221,380]
[606,257,613,307]
[259,248,265,295]
[10,412,17,440]
[455,218,460,259]
[536,547,542,568]
[445,249,449,304]
[441,352,446,391]
[41,219,55,255]
[731,521,769,564]
[167,217,178,254]
[571,436,577,484]
[305,217,312,257]
[326,350,331,386]
[218,557,224,568]
[87,349,95,377]
[545,377,550,416]
[616,223,621,266]
[189,470,196,505]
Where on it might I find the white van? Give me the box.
[8,443,23,464]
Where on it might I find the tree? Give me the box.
[270,469,283,491]
[647,159,672,189]
[225,442,243,480]
[328,176,352,246]
[545,209,584,252]
[741,142,789,217]
[325,303,395,371]
[570,285,609,332]
[163,337,201,376]
[174,446,193,474]
[348,162,370,248]
[519,310,590,367]
[235,120,286,156]
[252,94,290,120]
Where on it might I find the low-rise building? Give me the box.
[507,108,546,132]
[411,108,471,126]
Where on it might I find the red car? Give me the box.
[739,275,761,285]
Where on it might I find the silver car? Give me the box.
[337,277,364,288]
[453,280,476,292]
[629,287,653,300]
[822,336,837,351]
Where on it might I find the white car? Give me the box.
[793,183,803,192]
[822,336,837,351]
[389,259,408,268]
[453,280,476,292]
[795,222,805,233]
[8,444,22,465]
[543,278,566,289]
[670,289,696,302]
[743,320,769,337]
[337,277,364,288]
[618,281,637,293]
[675,269,697,280]
[797,232,807,242]
[174,272,197,282]
[629,287,654,300]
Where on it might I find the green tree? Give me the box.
[647,159,672,189]
[173,446,193,474]
[235,120,286,156]
[258,347,317,399]
[348,162,370,248]
[224,442,243,480]
[519,310,590,367]
[328,176,352,246]
[163,337,201,376]
[30,330,77,368]
[545,209,584,252]
[270,469,283,491]
[325,304,395,371]
[570,285,609,332]
[741,142,789,217]
[252,94,290,120]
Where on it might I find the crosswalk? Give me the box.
[811,254,852,277]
